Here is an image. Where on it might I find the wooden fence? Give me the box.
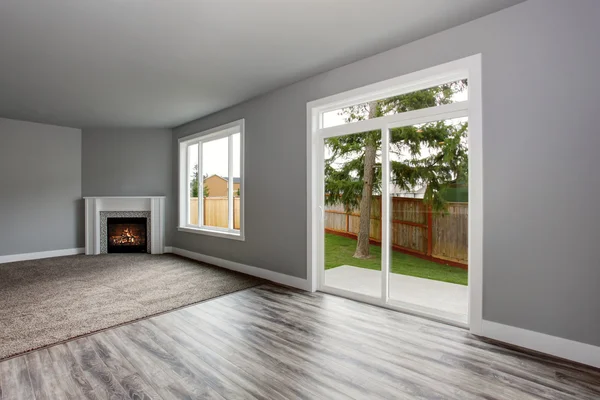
[325,196,468,268]
[190,197,240,229]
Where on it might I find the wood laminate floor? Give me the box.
[0,284,599,400]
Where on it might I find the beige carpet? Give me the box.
[0,253,263,360]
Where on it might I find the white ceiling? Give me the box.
[0,0,524,129]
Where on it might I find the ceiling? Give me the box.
[0,0,524,129]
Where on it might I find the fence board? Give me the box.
[189,197,240,229]
[391,223,427,254]
[392,197,427,225]
[432,203,468,263]
[326,212,348,232]
[190,198,198,225]
[325,196,468,266]
[204,197,228,228]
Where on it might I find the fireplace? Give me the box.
[85,197,165,255]
[107,217,147,253]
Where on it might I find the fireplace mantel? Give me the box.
[84,196,165,255]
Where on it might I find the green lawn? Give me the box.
[325,233,468,285]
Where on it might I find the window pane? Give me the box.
[187,143,199,225]
[388,116,469,323]
[322,79,468,128]
[232,133,241,230]
[323,129,382,298]
[202,136,229,229]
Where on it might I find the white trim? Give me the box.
[466,54,483,334]
[312,65,468,116]
[177,226,245,241]
[227,134,234,230]
[238,120,246,235]
[481,320,600,369]
[164,246,173,253]
[306,103,319,292]
[151,197,166,253]
[171,247,310,291]
[178,119,245,241]
[179,141,188,227]
[307,54,483,329]
[178,119,243,143]
[316,138,326,292]
[83,196,166,199]
[0,247,84,264]
[380,126,390,303]
[85,196,96,253]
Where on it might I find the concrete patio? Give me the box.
[325,265,468,322]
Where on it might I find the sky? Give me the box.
[188,133,241,181]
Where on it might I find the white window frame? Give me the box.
[178,119,245,241]
[306,55,482,332]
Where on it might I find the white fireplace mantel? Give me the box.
[84,196,166,255]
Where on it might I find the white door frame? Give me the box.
[306,54,483,332]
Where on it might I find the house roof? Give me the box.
[204,174,240,184]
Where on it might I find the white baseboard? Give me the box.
[481,320,600,368]
[163,246,173,253]
[171,247,311,291]
[0,247,85,264]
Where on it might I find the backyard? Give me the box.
[325,233,468,285]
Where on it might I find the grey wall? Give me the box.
[82,128,173,245]
[0,118,82,255]
[172,0,600,347]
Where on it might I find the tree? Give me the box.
[324,81,468,259]
[190,164,209,198]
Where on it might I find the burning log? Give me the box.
[111,227,141,245]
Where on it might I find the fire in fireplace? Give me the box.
[107,217,147,253]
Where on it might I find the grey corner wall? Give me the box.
[0,118,82,255]
[82,128,173,245]
[172,0,600,347]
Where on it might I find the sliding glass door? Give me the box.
[313,63,478,326]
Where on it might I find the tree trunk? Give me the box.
[353,102,379,259]
[353,141,376,259]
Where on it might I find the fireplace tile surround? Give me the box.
[84,196,165,255]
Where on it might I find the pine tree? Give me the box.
[190,165,209,198]
[324,80,468,259]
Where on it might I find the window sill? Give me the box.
[177,226,245,241]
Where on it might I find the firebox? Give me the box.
[107,217,147,253]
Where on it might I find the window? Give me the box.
[321,79,468,128]
[178,119,244,240]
